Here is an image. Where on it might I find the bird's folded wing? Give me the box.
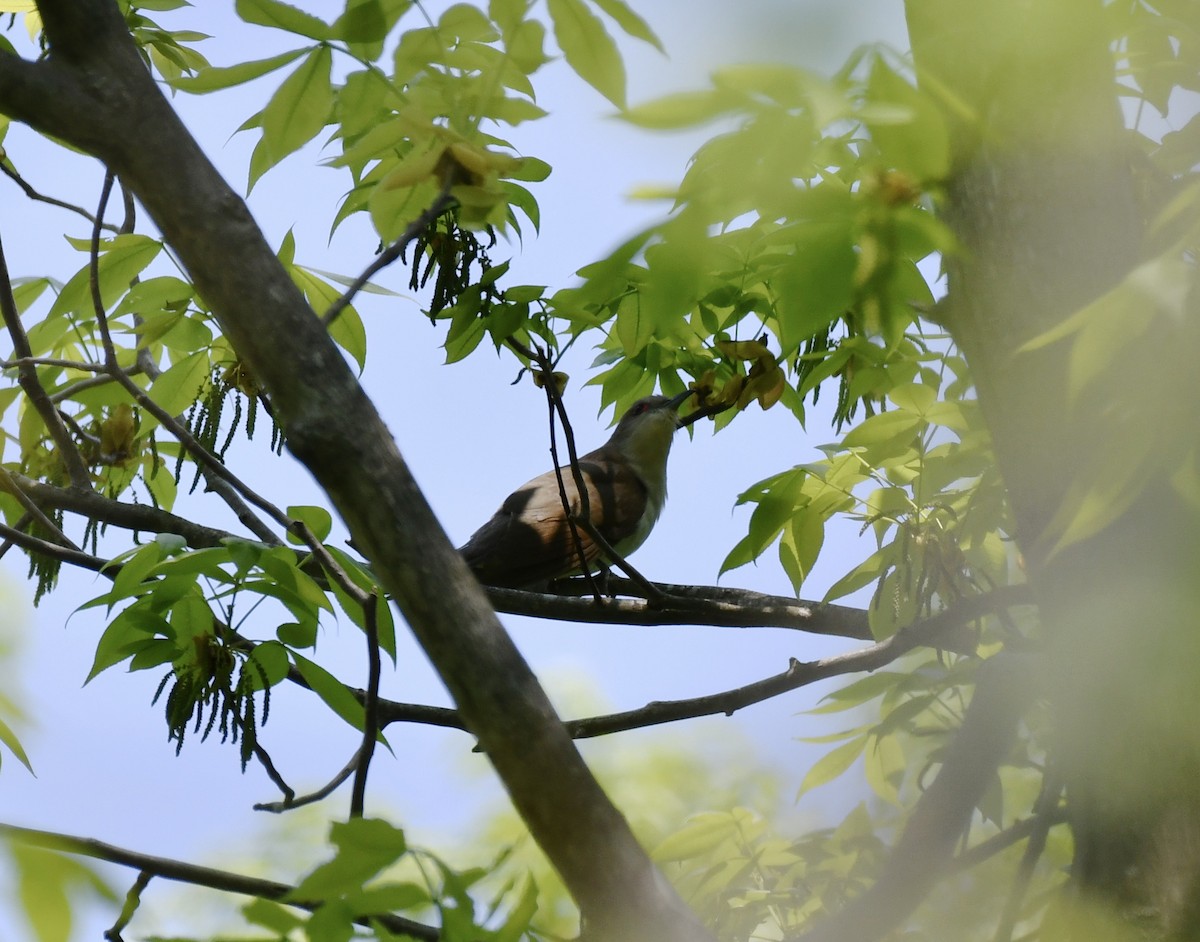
[459,450,648,588]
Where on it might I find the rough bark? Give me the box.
[0,3,714,938]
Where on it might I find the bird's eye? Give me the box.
[633,402,647,415]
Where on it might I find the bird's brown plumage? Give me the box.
[459,394,688,588]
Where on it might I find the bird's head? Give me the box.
[606,390,692,479]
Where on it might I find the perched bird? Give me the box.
[460,391,692,588]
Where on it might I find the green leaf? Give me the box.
[720,477,802,576]
[547,0,626,107]
[813,671,906,711]
[291,266,368,369]
[171,47,307,92]
[490,0,527,32]
[13,845,113,942]
[824,544,892,603]
[841,410,923,450]
[149,350,210,417]
[444,303,487,363]
[48,235,162,320]
[11,276,51,312]
[278,227,297,266]
[887,383,936,416]
[225,537,266,576]
[107,540,168,607]
[494,876,538,942]
[243,898,304,934]
[148,546,234,581]
[0,713,33,773]
[246,640,291,688]
[1042,446,1148,557]
[333,0,404,47]
[797,734,868,797]
[773,221,858,355]
[236,0,333,39]
[86,608,168,682]
[168,590,215,647]
[325,547,396,659]
[589,0,662,50]
[622,89,739,129]
[653,812,738,862]
[505,17,549,73]
[779,509,823,593]
[261,45,334,165]
[439,3,498,41]
[257,548,334,613]
[287,504,334,543]
[862,56,950,181]
[864,732,905,805]
[345,881,430,916]
[291,652,366,731]
[278,621,318,648]
[290,818,408,899]
[505,284,545,303]
[306,901,354,942]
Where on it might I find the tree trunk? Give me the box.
[908,0,1200,935]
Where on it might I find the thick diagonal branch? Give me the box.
[1,4,713,937]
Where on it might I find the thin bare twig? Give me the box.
[539,366,605,601]
[90,169,120,363]
[255,746,362,813]
[0,159,120,231]
[350,591,382,818]
[250,740,294,806]
[678,398,733,429]
[103,870,151,942]
[0,355,108,372]
[516,337,666,601]
[277,519,384,817]
[375,589,1024,740]
[322,187,455,326]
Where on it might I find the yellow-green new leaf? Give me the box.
[547,0,626,107]
[236,0,332,39]
[864,733,905,806]
[0,713,32,773]
[172,47,307,92]
[48,235,162,320]
[590,0,663,52]
[261,45,334,166]
[797,734,868,798]
[622,89,740,129]
[13,845,114,942]
[149,350,210,418]
[653,811,739,862]
[862,56,950,181]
